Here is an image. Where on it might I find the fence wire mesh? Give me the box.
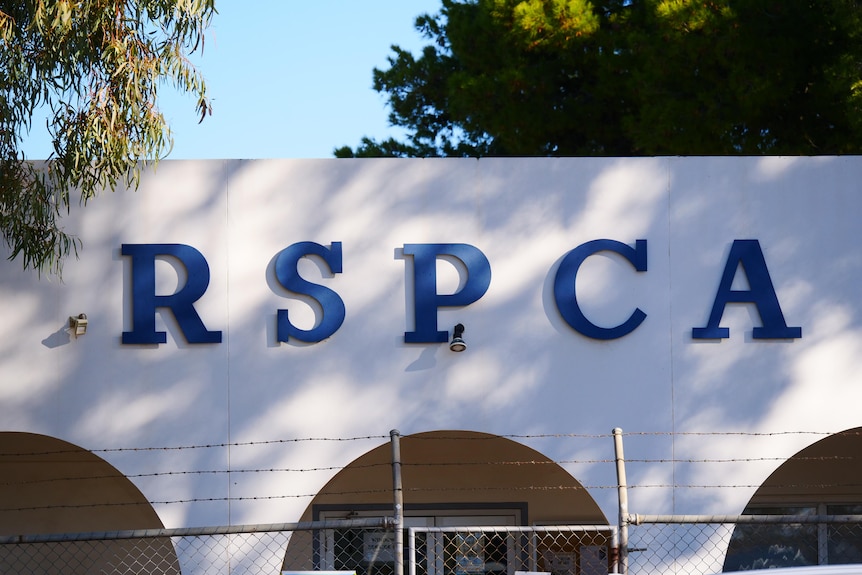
[626,516,862,575]
[408,526,617,575]
[5,518,862,575]
[0,519,391,575]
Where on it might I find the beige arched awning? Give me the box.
[724,427,862,571]
[301,430,607,525]
[284,430,610,575]
[0,432,179,574]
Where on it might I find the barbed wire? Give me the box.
[0,429,854,458]
[6,479,862,514]
[0,429,858,514]
[0,453,854,490]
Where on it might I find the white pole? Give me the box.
[613,428,629,575]
[391,429,405,575]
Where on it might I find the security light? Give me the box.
[449,323,466,352]
[69,313,88,337]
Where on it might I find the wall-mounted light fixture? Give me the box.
[68,313,88,337]
[449,323,466,352]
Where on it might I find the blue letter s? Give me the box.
[274,242,345,343]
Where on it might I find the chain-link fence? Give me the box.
[6,517,862,575]
[408,525,617,575]
[626,515,862,575]
[7,426,862,575]
[0,522,619,575]
[0,518,392,575]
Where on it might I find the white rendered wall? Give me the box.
[0,157,859,528]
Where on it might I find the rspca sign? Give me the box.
[121,238,800,346]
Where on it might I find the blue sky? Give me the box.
[21,1,443,160]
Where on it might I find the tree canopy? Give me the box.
[336,0,862,158]
[0,0,214,275]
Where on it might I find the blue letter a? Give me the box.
[693,240,801,339]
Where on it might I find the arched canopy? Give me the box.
[0,431,165,534]
[284,430,610,574]
[724,427,862,571]
[0,432,178,575]
[302,430,607,525]
[745,428,862,507]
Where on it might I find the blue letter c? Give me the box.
[554,239,647,340]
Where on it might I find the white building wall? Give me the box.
[0,157,859,528]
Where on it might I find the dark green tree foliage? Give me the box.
[0,0,214,275]
[336,0,862,158]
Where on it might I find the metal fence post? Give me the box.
[391,429,404,575]
[614,427,629,575]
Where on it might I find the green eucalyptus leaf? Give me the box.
[0,0,215,276]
